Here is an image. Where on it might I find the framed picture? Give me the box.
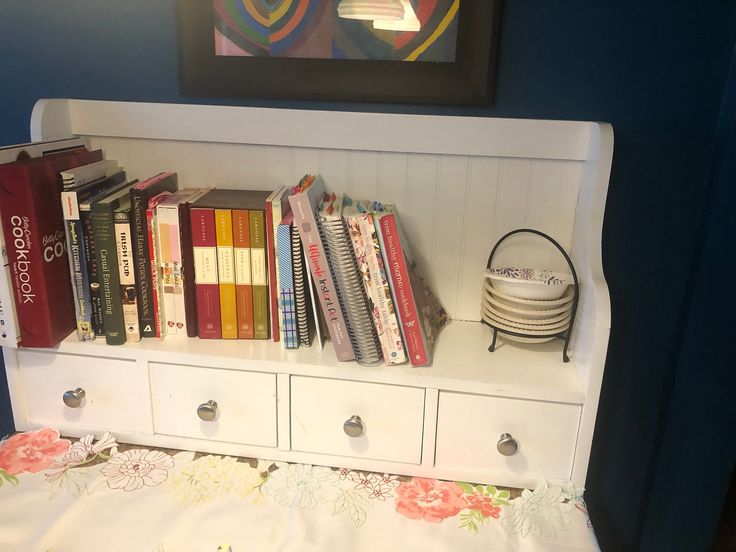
[175,1,502,106]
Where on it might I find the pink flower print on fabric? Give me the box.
[101,449,174,491]
[395,478,467,523]
[0,428,71,475]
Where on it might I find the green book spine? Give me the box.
[250,210,269,339]
[91,202,126,345]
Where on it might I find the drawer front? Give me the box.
[19,351,150,433]
[150,363,277,447]
[435,391,581,480]
[290,376,425,464]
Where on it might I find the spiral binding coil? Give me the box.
[318,218,383,366]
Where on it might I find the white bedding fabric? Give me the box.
[0,429,599,551]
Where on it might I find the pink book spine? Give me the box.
[190,208,221,339]
[377,213,426,366]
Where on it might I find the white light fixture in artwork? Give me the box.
[373,0,420,32]
[337,0,404,22]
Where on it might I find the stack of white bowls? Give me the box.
[481,268,575,343]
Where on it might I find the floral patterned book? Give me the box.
[343,198,407,365]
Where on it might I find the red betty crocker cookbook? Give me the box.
[0,148,104,347]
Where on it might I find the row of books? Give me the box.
[0,140,448,366]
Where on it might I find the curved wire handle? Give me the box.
[485,228,579,362]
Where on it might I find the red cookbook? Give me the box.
[0,149,104,347]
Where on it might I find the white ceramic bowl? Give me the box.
[481,311,561,343]
[484,268,572,300]
[483,279,575,308]
[482,301,572,326]
[483,288,573,319]
[482,305,571,331]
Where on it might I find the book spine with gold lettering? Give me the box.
[249,210,269,340]
[191,208,221,339]
[215,209,237,339]
[232,209,254,339]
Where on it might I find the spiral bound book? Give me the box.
[317,193,382,366]
[288,175,352,361]
[291,222,316,347]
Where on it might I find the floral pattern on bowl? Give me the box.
[486,268,571,286]
[484,268,572,301]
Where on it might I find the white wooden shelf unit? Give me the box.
[4,99,613,489]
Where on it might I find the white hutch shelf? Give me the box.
[4,99,613,489]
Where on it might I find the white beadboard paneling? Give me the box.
[431,155,471,318]
[456,157,502,321]
[290,147,321,185]
[346,150,379,199]
[402,154,440,290]
[376,152,409,205]
[318,148,349,192]
[89,136,585,324]
[522,160,576,272]
[492,159,534,269]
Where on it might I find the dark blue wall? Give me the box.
[1,2,734,549]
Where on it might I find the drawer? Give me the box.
[290,376,425,464]
[150,362,277,447]
[19,351,150,433]
[435,391,581,480]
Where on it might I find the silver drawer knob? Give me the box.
[62,388,85,408]
[197,400,218,421]
[497,433,519,456]
[343,415,364,437]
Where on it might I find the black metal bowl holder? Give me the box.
[484,229,580,362]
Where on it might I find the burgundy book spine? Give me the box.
[179,201,198,338]
[0,150,103,347]
[190,207,221,339]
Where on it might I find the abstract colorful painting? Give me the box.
[213,0,459,62]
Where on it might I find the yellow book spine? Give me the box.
[215,209,237,339]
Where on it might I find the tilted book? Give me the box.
[343,199,407,365]
[61,159,119,190]
[129,173,178,338]
[291,222,315,347]
[80,180,135,338]
[61,169,126,341]
[374,207,449,367]
[288,175,354,362]
[318,193,382,366]
[0,148,103,348]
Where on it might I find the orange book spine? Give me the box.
[214,209,237,339]
[232,209,254,339]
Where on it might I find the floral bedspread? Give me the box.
[0,428,599,551]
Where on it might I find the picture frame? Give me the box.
[175,1,502,106]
